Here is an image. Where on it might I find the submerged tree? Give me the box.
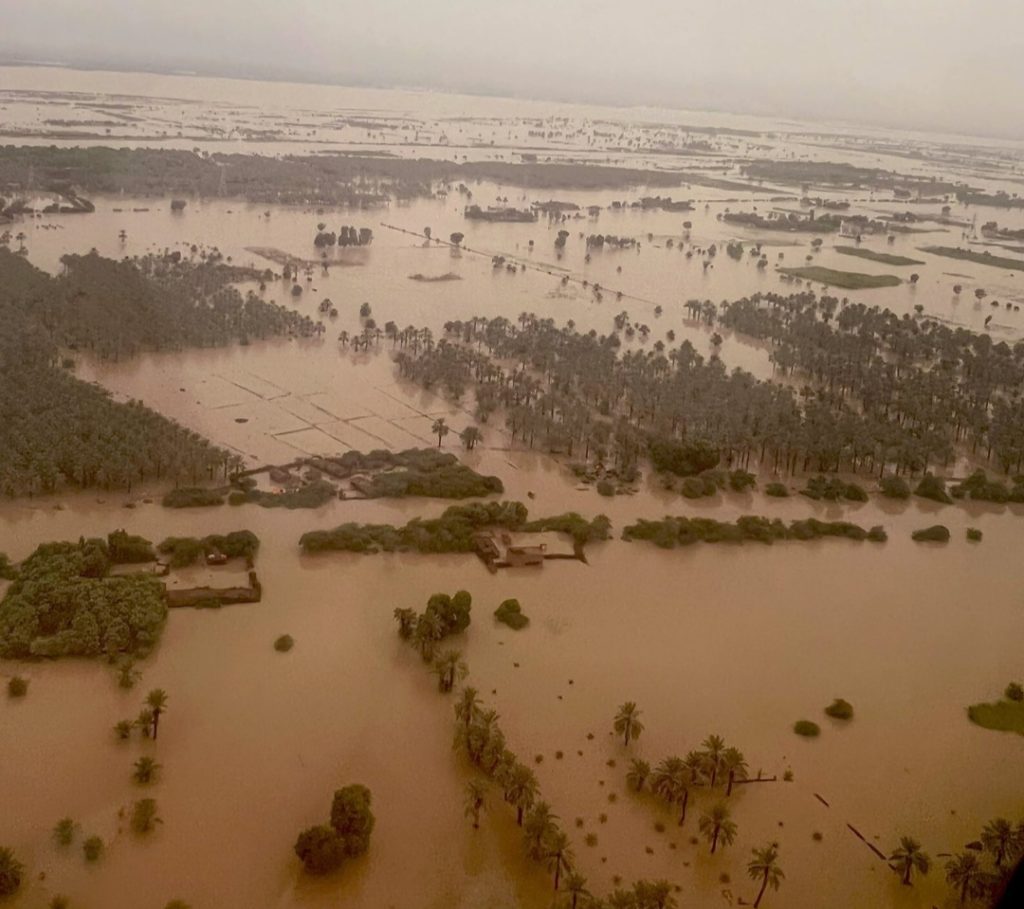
[889,836,931,886]
[464,780,487,830]
[698,803,737,854]
[748,843,784,908]
[944,852,986,905]
[146,689,168,740]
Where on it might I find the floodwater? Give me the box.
[2,67,1024,909]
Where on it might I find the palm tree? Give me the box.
[613,701,644,746]
[944,852,986,904]
[981,818,1016,868]
[722,746,748,795]
[747,843,784,908]
[701,734,727,788]
[146,689,168,740]
[507,764,539,825]
[432,648,468,693]
[464,780,487,829]
[524,802,558,860]
[651,757,690,825]
[393,607,417,639]
[133,756,161,784]
[564,871,589,909]
[544,829,574,890]
[431,417,450,448]
[455,686,481,736]
[626,758,651,792]
[889,836,931,886]
[699,803,737,854]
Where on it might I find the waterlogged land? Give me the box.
[2,66,1024,909]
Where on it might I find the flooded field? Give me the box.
[2,65,1023,909]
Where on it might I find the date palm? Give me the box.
[651,756,690,825]
[626,758,651,792]
[464,780,487,829]
[0,847,23,897]
[523,801,558,860]
[133,756,161,784]
[721,746,748,795]
[981,818,1016,868]
[432,648,468,693]
[145,689,168,740]
[944,852,986,904]
[564,871,590,908]
[506,764,539,825]
[699,802,737,854]
[889,836,930,886]
[454,686,481,736]
[613,701,644,746]
[544,829,574,890]
[431,417,450,447]
[747,842,784,908]
[700,734,727,788]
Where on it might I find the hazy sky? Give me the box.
[3,0,1023,138]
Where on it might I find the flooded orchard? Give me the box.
[2,63,1023,909]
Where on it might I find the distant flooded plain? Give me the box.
[2,67,1024,909]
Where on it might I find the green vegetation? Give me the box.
[920,246,1024,270]
[107,530,156,564]
[229,479,337,509]
[764,482,789,497]
[967,527,983,542]
[0,554,17,580]
[879,475,911,499]
[911,525,950,542]
[82,836,104,862]
[7,676,28,697]
[1006,682,1023,701]
[0,538,167,658]
[0,848,23,897]
[162,487,226,508]
[133,756,161,784]
[622,515,886,548]
[675,469,756,498]
[274,634,295,652]
[834,246,924,266]
[800,475,868,502]
[824,698,854,720]
[914,473,952,504]
[793,720,821,737]
[778,266,901,289]
[300,501,609,554]
[294,784,375,875]
[748,843,785,908]
[889,836,931,887]
[967,698,1024,735]
[494,599,529,630]
[157,531,259,568]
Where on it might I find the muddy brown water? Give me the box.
[2,67,1024,909]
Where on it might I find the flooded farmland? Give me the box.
[2,57,1024,909]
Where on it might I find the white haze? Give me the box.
[2,0,1023,139]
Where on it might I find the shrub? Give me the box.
[50,896,70,909]
[878,475,911,499]
[7,676,28,697]
[648,438,720,477]
[162,487,226,508]
[494,599,529,630]
[966,527,983,542]
[107,530,155,563]
[0,553,17,580]
[793,720,820,737]
[914,473,952,504]
[329,785,375,856]
[911,525,950,543]
[83,836,104,861]
[729,470,756,492]
[867,525,888,542]
[824,698,854,720]
[0,847,23,896]
[274,634,295,652]
[585,833,599,846]
[951,470,1010,503]
[596,478,616,497]
[130,799,161,834]
[294,825,346,874]
[764,482,789,497]
[53,817,77,846]
[801,475,866,502]
[1005,682,1023,702]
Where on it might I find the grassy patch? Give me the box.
[778,266,901,289]
[967,699,1024,735]
[920,246,1024,270]
[835,246,924,266]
